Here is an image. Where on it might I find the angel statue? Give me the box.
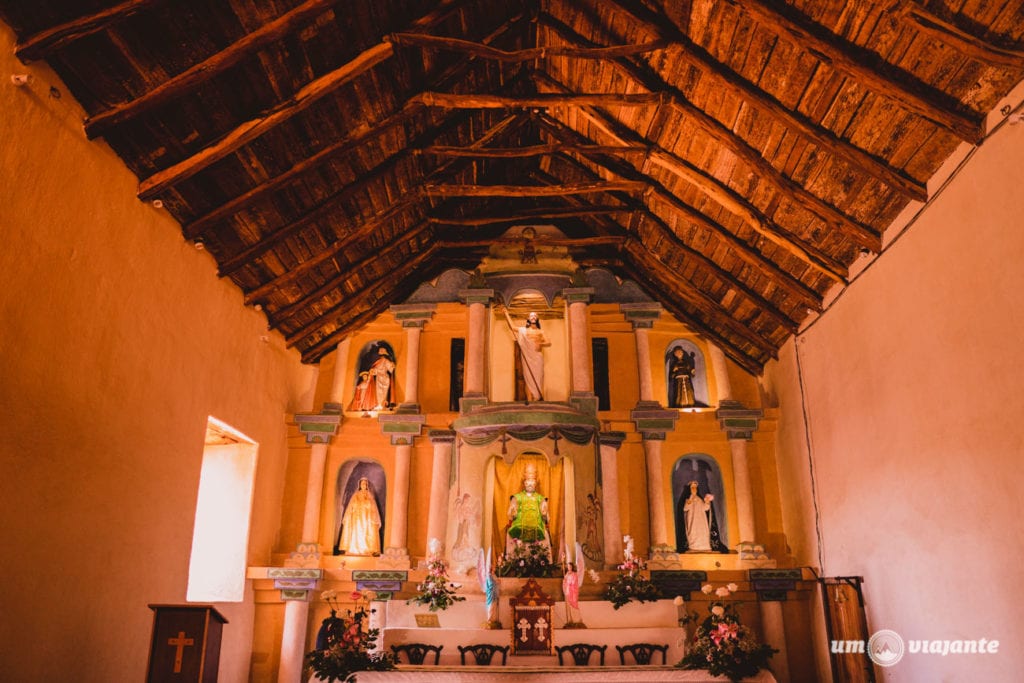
[562,542,586,627]
[476,547,500,628]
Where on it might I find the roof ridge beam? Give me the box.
[390,31,667,60]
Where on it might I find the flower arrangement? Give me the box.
[601,535,661,609]
[678,583,777,682]
[306,590,396,682]
[495,539,560,578]
[407,541,465,612]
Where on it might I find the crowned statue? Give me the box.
[505,463,552,561]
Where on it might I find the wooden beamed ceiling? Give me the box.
[3,0,1023,370]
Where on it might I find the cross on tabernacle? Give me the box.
[167,631,194,673]
[535,616,548,641]
[517,617,531,642]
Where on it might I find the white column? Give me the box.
[426,431,455,550]
[760,601,791,682]
[643,438,669,546]
[730,438,756,544]
[599,433,625,568]
[707,343,733,403]
[278,600,310,683]
[634,326,655,402]
[403,324,423,407]
[302,443,329,541]
[460,290,493,398]
[387,443,413,551]
[329,338,352,404]
[564,288,594,394]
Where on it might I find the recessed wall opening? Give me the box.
[186,417,258,603]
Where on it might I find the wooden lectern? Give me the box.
[509,578,555,655]
[146,604,228,683]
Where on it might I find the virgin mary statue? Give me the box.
[338,477,382,555]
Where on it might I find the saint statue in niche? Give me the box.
[506,463,552,560]
[669,345,696,408]
[347,345,396,412]
[338,477,382,556]
[677,480,728,553]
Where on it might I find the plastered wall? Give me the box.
[762,119,1024,679]
[0,25,316,683]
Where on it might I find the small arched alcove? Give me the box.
[333,459,386,555]
[672,454,729,553]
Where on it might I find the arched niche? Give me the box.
[333,459,386,555]
[671,454,729,553]
[483,451,577,565]
[347,340,397,412]
[664,339,710,408]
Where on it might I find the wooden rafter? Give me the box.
[390,31,667,61]
[412,91,666,109]
[13,0,160,62]
[731,0,984,143]
[239,114,525,299]
[83,0,352,138]
[422,179,648,197]
[534,108,845,289]
[536,21,883,252]
[591,0,929,202]
[896,0,1024,68]
[419,142,649,158]
[136,0,478,199]
[427,205,634,225]
[435,235,626,248]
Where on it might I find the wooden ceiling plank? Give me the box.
[535,23,883,252]
[599,0,929,202]
[14,0,161,62]
[896,1,1024,68]
[412,91,666,108]
[390,31,668,61]
[84,0,350,139]
[535,105,841,293]
[732,0,984,143]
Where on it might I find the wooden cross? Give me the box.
[167,631,194,673]
[498,429,511,454]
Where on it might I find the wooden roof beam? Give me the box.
[270,221,434,327]
[84,0,355,138]
[14,0,161,62]
[411,91,666,109]
[286,244,441,348]
[136,0,478,199]
[390,31,667,61]
[419,142,650,158]
[184,14,530,239]
[422,180,648,197]
[427,205,634,226]
[536,20,883,252]
[593,0,929,202]
[532,108,837,298]
[731,0,984,143]
[435,235,627,248]
[238,114,525,297]
[896,0,1024,68]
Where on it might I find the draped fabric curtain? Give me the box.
[491,453,564,562]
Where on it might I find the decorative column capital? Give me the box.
[294,403,343,444]
[458,288,494,306]
[379,413,426,445]
[267,543,324,600]
[715,400,764,440]
[630,404,678,440]
[620,302,662,329]
[428,429,457,444]
[598,431,627,449]
[390,303,436,328]
[562,286,595,304]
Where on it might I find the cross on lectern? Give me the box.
[535,616,548,641]
[517,617,531,642]
[167,631,195,673]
